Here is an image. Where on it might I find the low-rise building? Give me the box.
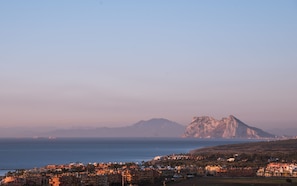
[257,163,297,177]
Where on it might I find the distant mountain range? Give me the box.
[183,115,275,139]
[41,118,185,138]
[0,116,288,138]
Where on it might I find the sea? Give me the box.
[0,138,255,176]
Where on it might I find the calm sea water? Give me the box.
[0,138,253,173]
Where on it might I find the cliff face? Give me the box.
[183,115,275,139]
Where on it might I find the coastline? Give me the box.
[0,138,250,170]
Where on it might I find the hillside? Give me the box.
[191,138,297,155]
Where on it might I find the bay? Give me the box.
[0,138,253,172]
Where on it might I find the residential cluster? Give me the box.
[257,162,297,177]
[1,159,181,186]
[1,154,297,186]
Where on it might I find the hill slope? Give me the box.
[191,138,297,155]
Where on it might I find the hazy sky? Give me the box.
[0,0,296,129]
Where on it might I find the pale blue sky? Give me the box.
[0,0,296,128]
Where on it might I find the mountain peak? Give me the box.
[192,116,215,122]
[183,115,275,139]
[133,118,180,127]
[43,118,185,138]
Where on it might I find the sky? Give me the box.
[0,0,296,129]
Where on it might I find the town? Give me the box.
[1,152,297,186]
